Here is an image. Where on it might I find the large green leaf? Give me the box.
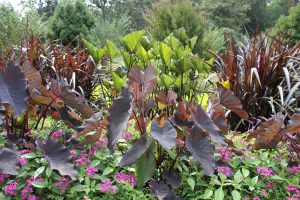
[112,72,125,91]
[83,38,106,63]
[214,188,224,200]
[106,40,119,59]
[160,43,173,65]
[0,62,28,116]
[161,74,175,88]
[135,143,156,188]
[119,30,145,53]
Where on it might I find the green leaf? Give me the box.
[190,36,198,50]
[271,175,285,181]
[89,160,100,167]
[161,73,175,88]
[250,176,258,186]
[160,42,173,65]
[45,166,53,177]
[136,46,148,62]
[232,190,241,200]
[121,50,132,68]
[31,181,47,188]
[187,177,195,190]
[34,166,45,179]
[112,72,125,91]
[214,188,224,200]
[203,189,213,199]
[119,30,145,53]
[135,144,156,188]
[83,38,106,63]
[106,40,118,59]
[102,167,114,176]
[234,170,243,184]
[71,184,87,192]
[242,168,250,178]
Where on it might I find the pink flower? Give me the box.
[114,172,137,186]
[122,132,133,140]
[28,195,39,200]
[253,197,260,200]
[261,189,267,197]
[0,173,9,184]
[266,182,273,189]
[288,186,300,194]
[21,186,33,200]
[88,147,96,157]
[176,139,185,146]
[19,157,27,166]
[70,150,77,159]
[75,154,91,166]
[95,139,108,149]
[217,166,231,177]
[256,167,273,177]
[19,149,33,155]
[5,181,18,196]
[219,147,231,162]
[99,179,117,194]
[290,165,300,174]
[55,176,70,194]
[26,176,43,187]
[86,167,98,178]
[51,130,63,138]
[287,194,300,200]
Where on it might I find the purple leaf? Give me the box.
[0,147,20,175]
[151,121,177,149]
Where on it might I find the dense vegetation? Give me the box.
[0,0,299,199]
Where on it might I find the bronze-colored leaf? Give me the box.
[207,100,228,134]
[20,60,42,85]
[285,111,300,134]
[157,90,177,107]
[217,83,249,120]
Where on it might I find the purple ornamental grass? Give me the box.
[217,166,231,177]
[114,172,137,186]
[99,179,117,194]
[256,167,273,177]
[5,181,18,196]
[86,166,98,178]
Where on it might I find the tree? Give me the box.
[146,0,205,44]
[0,3,23,54]
[272,2,300,45]
[266,0,294,27]
[37,0,58,20]
[201,0,250,32]
[46,0,95,46]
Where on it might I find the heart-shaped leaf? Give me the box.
[36,138,78,180]
[217,83,249,120]
[0,147,20,175]
[151,121,177,149]
[108,87,132,152]
[207,100,228,134]
[187,126,215,176]
[191,105,225,144]
[163,169,181,189]
[118,134,153,167]
[0,62,28,116]
[149,179,170,200]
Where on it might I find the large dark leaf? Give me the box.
[0,147,20,175]
[285,111,300,134]
[20,59,42,85]
[135,143,156,188]
[163,169,181,189]
[191,105,225,145]
[36,138,78,180]
[207,100,228,134]
[0,61,28,116]
[59,106,83,128]
[118,134,153,167]
[217,84,249,120]
[163,190,183,200]
[77,111,103,137]
[151,121,177,149]
[108,87,132,152]
[149,179,170,200]
[186,126,215,176]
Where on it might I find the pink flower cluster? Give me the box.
[287,186,300,200]
[99,179,117,194]
[55,176,70,194]
[217,166,231,177]
[19,157,27,166]
[75,153,91,166]
[290,165,300,174]
[261,189,267,197]
[5,181,18,196]
[88,147,96,157]
[266,182,274,189]
[95,139,108,149]
[19,149,33,155]
[86,167,98,178]
[114,172,137,186]
[219,147,231,162]
[253,197,260,200]
[256,167,273,177]
[26,176,43,186]
[122,131,133,140]
[0,173,9,184]
[70,150,77,159]
[51,130,63,138]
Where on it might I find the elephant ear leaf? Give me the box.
[0,147,20,175]
[0,61,28,116]
[186,126,215,176]
[118,134,153,167]
[217,83,249,120]
[151,121,177,149]
[285,110,300,134]
[191,105,225,144]
[207,100,228,134]
[36,138,78,180]
[108,87,132,152]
